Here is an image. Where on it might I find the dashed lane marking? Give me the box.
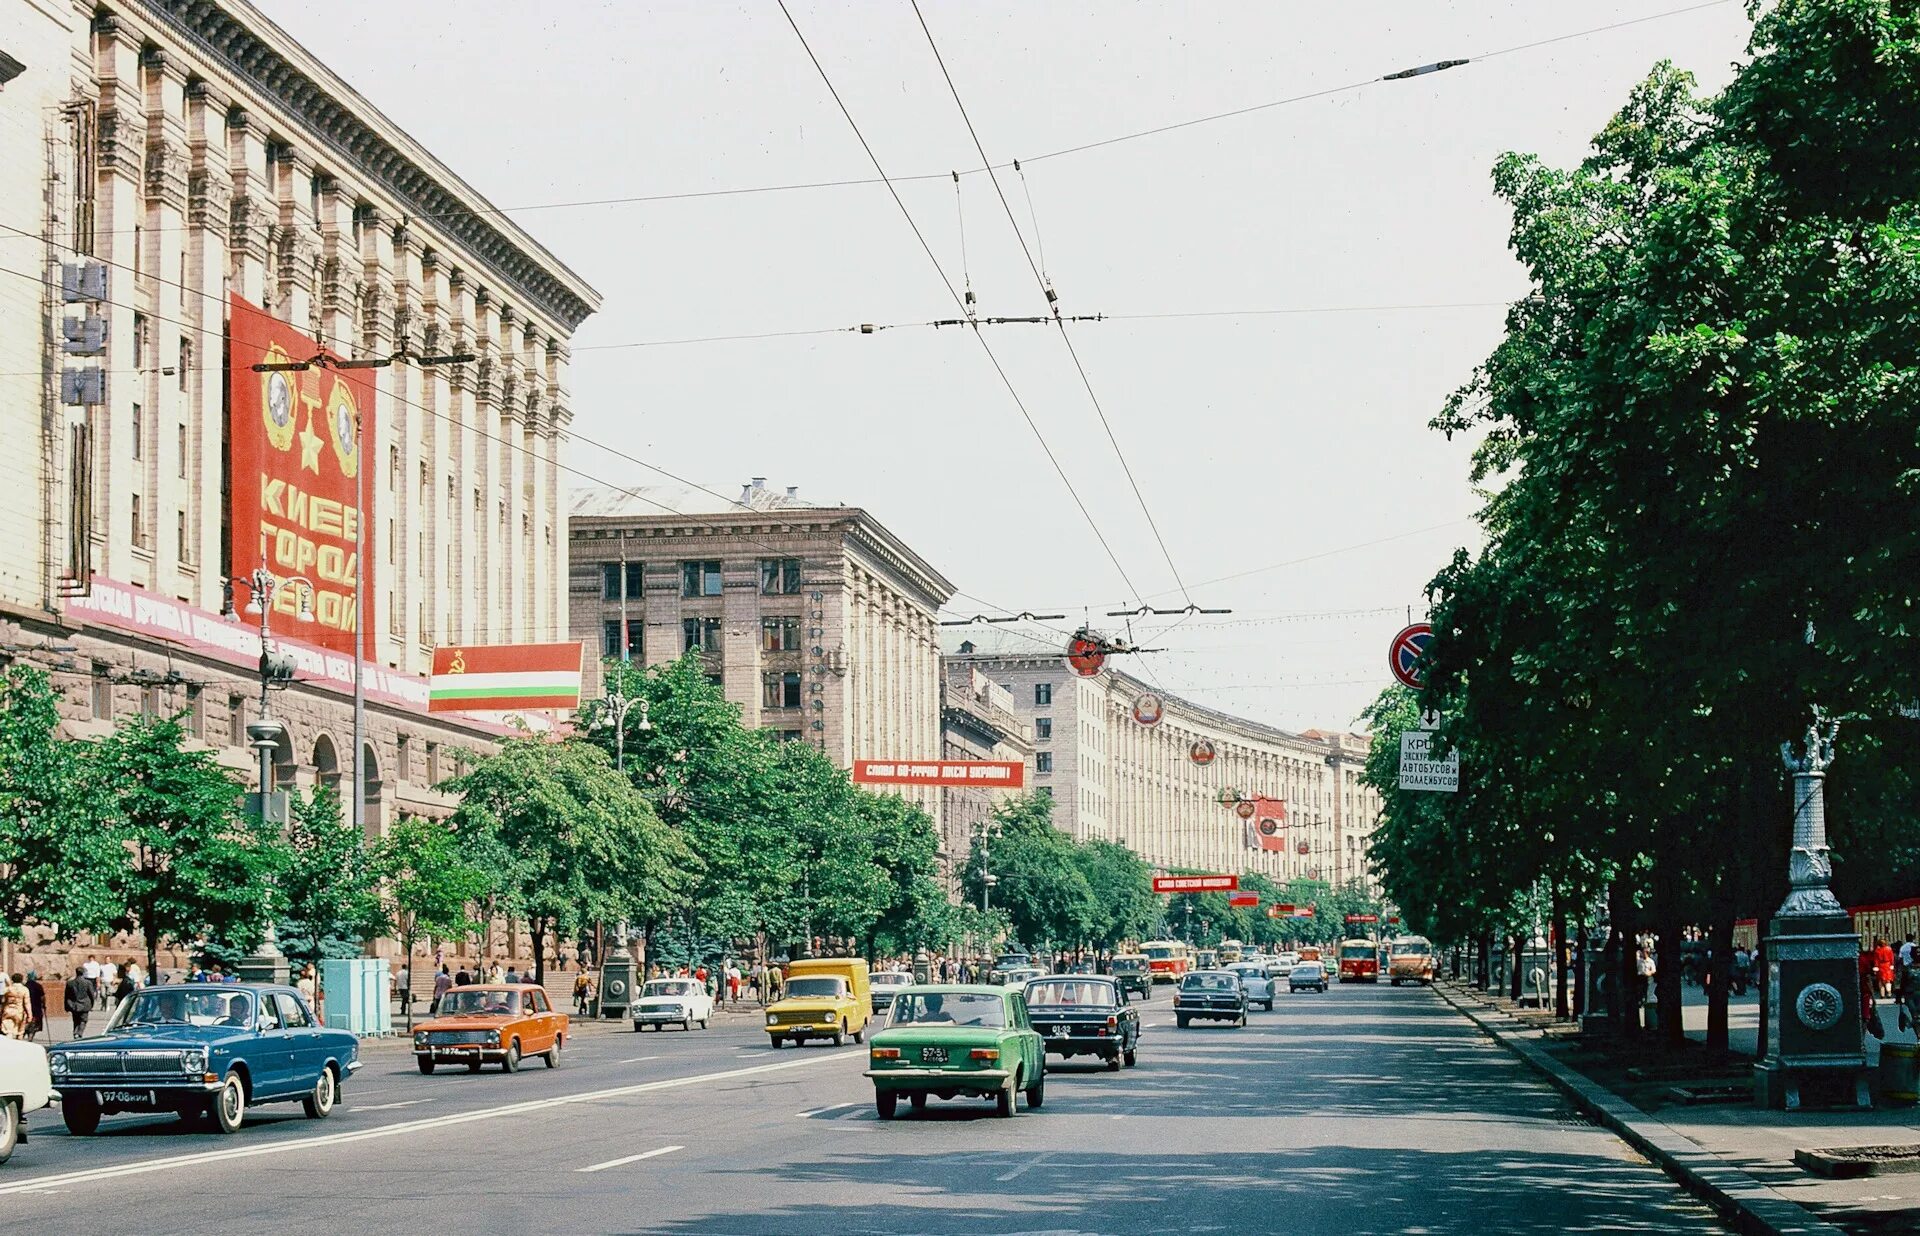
[576,1145,682,1173]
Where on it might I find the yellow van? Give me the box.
[767,958,872,1047]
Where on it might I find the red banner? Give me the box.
[852,760,1026,789]
[1228,892,1259,907]
[1152,875,1239,893]
[228,293,376,659]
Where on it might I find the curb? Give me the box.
[1433,982,1844,1236]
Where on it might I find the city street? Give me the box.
[0,984,1723,1235]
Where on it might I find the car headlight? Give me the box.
[767,1013,778,1025]
[414,1032,428,1044]
[179,1049,206,1075]
[48,1052,66,1075]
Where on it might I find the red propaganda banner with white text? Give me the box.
[228,293,376,659]
[852,760,1026,789]
[1151,874,1239,894]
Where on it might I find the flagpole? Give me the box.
[352,407,366,838]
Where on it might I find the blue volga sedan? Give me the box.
[48,984,360,1135]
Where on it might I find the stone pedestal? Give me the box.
[598,924,635,1019]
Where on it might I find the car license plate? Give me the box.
[1052,1025,1071,1036]
[921,1046,948,1063]
[100,1089,151,1105]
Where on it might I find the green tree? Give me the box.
[87,714,282,975]
[276,782,385,969]
[372,815,494,1027]
[961,794,1096,951]
[1070,840,1158,950]
[0,666,122,939]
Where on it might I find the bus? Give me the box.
[1141,940,1193,983]
[1337,938,1380,983]
[1386,936,1435,985]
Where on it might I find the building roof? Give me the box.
[569,481,824,521]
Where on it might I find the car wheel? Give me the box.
[417,1057,435,1074]
[1026,1069,1045,1109]
[995,1076,1016,1118]
[1106,1052,1121,1072]
[633,1022,644,1033]
[1123,1047,1137,1068]
[832,1022,845,1047]
[683,1016,693,1032]
[875,1090,897,1120]
[1235,1013,1247,1028]
[62,1094,101,1137]
[910,1092,928,1114]
[502,1040,521,1073]
[700,1018,709,1030]
[302,1066,337,1119]
[545,1035,563,1068]
[1265,1000,1274,1012]
[769,1035,783,1049]
[212,1072,247,1134]
[1176,1015,1189,1028]
[853,1024,864,1044]
[0,1098,18,1164]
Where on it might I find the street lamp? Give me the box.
[607,694,651,773]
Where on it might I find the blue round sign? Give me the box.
[1390,622,1432,689]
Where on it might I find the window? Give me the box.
[176,424,187,478]
[1036,752,1053,773]
[276,993,312,1028]
[603,619,640,659]
[185,688,205,740]
[776,729,803,743]
[1034,717,1052,740]
[761,616,800,652]
[228,695,245,746]
[177,336,191,389]
[602,563,621,600]
[681,560,722,597]
[682,617,720,654]
[130,403,142,459]
[130,494,143,546]
[257,995,282,1031]
[427,742,441,783]
[760,557,801,594]
[91,676,110,719]
[176,510,188,563]
[132,313,148,367]
[762,671,801,709]
[1035,683,1052,706]
[397,734,411,780]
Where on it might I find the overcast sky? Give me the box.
[260,0,1754,733]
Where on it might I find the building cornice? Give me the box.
[132,0,601,332]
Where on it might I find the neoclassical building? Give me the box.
[944,630,1383,893]
[0,3,596,851]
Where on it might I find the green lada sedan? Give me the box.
[864,985,1044,1119]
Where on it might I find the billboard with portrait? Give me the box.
[227,292,376,660]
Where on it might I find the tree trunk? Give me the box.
[1704,913,1734,1058]
[1609,880,1637,1035]
[530,915,547,986]
[1652,879,1685,1050]
[1475,935,1490,989]
[1572,925,1586,1019]
[1553,899,1571,1020]
[1508,934,1524,1001]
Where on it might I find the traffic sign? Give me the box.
[1390,622,1433,690]
[1398,730,1459,793]
[1152,874,1238,893]
[1067,630,1107,677]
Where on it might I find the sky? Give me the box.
[257,0,1756,733]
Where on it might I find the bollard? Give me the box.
[1881,1042,1919,1105]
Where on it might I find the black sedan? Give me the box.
[1174,970,1248,1028]
[1025,976,1139,1070]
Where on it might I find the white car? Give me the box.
[1268,952,1299,979]
[870,971,914,1015]
[1228,962,1275,1011]
[631,978,715,1032]
[0,1038,51,1162]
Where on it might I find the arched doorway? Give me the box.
[313,734,340,792]
[361,741,384,836]
[271,727,297,790]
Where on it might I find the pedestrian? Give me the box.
[395,960,412,1012]
[128,960,145,990]
[23,972,44,1041]
[110,964,134,1016]
[486,960,503,984]
[433,965,452,1013]
[1876,937,1897,1000]
[63,970,95,1039]
[297,964,318,1007]
[504,963,519,986]
[726,962,741,1004]
[81,954,101,1000]
[1731,944,1751,996]
[1634,947,1655,1009]
[454,967,471,988]
[0,973,30,1039]
[572,971,590,1015]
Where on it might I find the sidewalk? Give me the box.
[1439,980,1920,1234]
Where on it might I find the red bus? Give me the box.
[1337,938,1379,983]
[1141,940,1192,983]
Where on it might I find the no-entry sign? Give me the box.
[1390,622,1433,690]
[1152,874,1238,894]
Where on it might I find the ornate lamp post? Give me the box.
[1754,712,1870,1109]
[596,676,650,1019]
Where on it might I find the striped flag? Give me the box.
[428,642,584,712]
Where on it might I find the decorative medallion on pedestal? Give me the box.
[1795,983,1844,1032]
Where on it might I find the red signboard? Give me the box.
[1345,913,1379,923]
[1228,892,1259,907]
[852,760,1026,789]
[228,293,376,659]
[1152,874,1239,894]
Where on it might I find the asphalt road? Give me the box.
[0,982,1725,1235]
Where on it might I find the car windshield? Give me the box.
[1144,946,1176,961]
[873,973,912,986]
[439,989,523,1016]
[1111,959,1145,973]
[785,977,846,999]
[1230,966,1265,979]
[890,992,1007,1028]
[1182,973,1236,993]
[1394,942,1432,956]
[1026,980,1115,1007]
[1295,962,1323,974]
[1340,943,1375,961]
[643,981,700,998]
[114,988,254,1029]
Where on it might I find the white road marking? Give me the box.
[576,1144,682,1173]
[353,1098,434,1112]
[617,1056,661,1064]
[995,1152,1052,1183]
[795,1101,857,1119]
[0,1051,856,1196]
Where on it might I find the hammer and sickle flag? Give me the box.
[429,642,582,713]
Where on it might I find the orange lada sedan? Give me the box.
[412,985,567,1074]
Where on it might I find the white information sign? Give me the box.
[1399,730,1459,793]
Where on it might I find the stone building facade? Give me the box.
[0,0,598,972]
[569,480,953,827]
[944,632,1384,893]
[938,663,1034,890]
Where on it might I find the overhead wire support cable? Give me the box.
[912,0,1194,609]
[776,0,1148,609]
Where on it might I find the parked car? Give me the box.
[767,958,871,1047]
[1025,976,1139,1069]
[1289,960,1329,993]
[631,978,714,1032]
[871,971,915,1015]
[1227,961,1276,1011]
[0,1038,51,1162]
[865,985,1044,1119]
[1109,954,1153,1002]
[413,984,567,1072]
[50,984,358,1135]
[1174,970,1248,1028]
